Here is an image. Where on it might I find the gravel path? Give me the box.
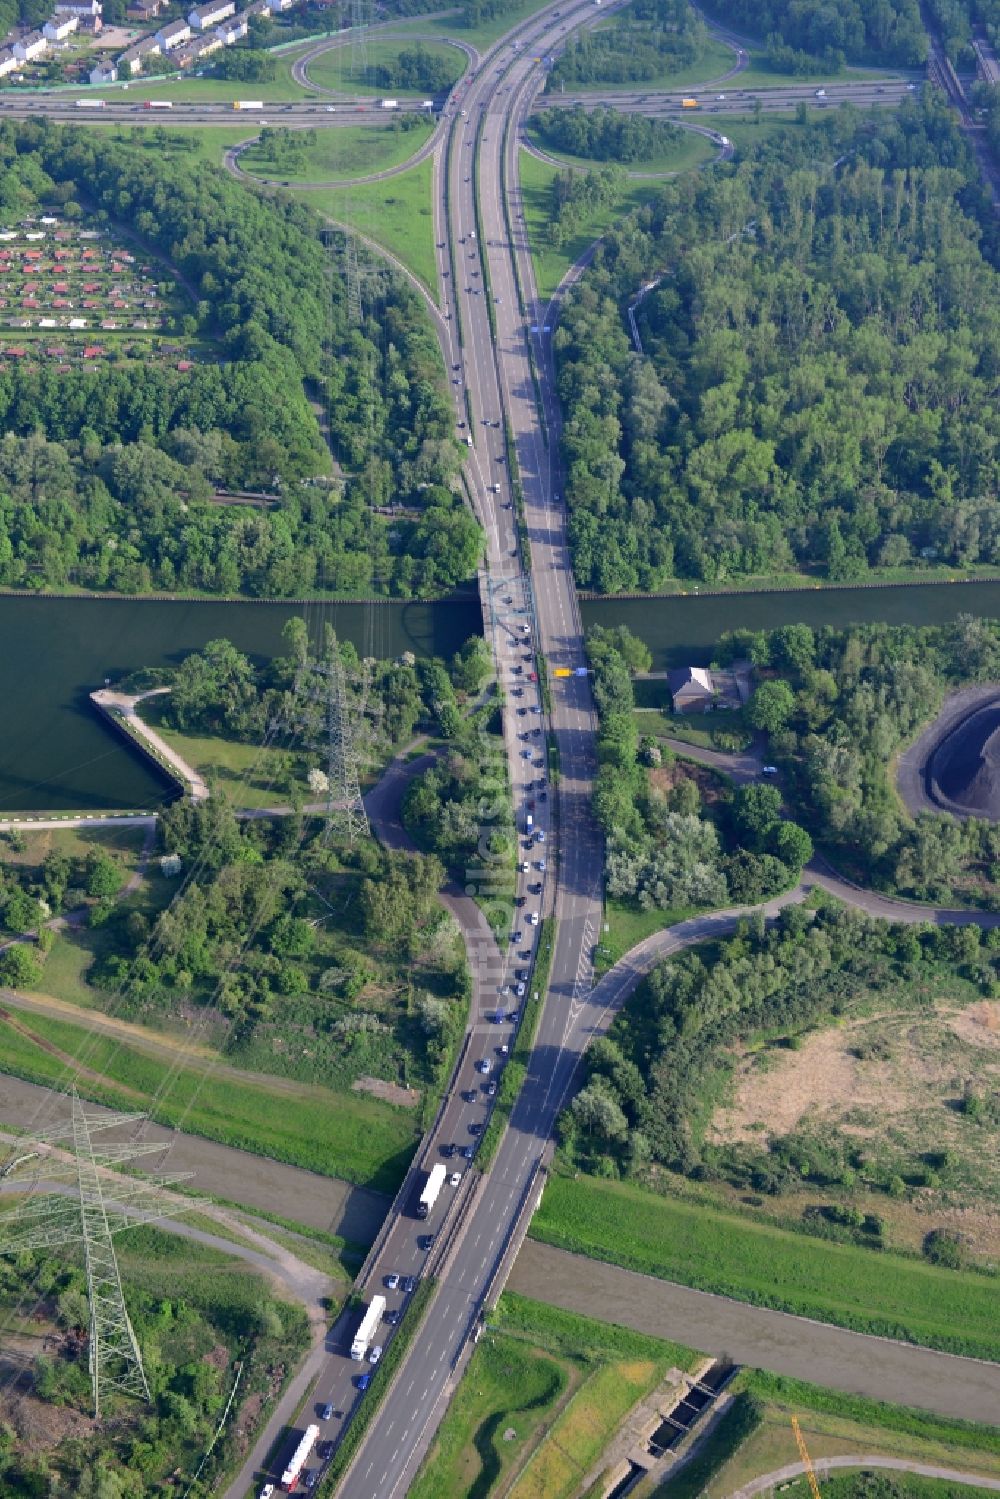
[730,1455,1000,1498]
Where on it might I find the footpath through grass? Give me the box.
[518,148,660,304]
[411,1293,696,1499]
[239,118,433,182]
[0,1005,418,1193]
[301,153,436,293]
[531,1174,1000,1362]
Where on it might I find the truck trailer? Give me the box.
[681,97,699,108]
[144,100,173,108]
[350,1295,386,1360]
[417,1162,447,1219]
[280,1424,319,1490]
[75,98,107,108]
[233,99,264,110]
[380,98,398,108]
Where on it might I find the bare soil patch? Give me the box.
[351,1074,420,1108]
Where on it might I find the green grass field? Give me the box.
[79,122,258,168]
[136,698,299,809]
[385,0,554,51]
[84,49,311,102]
[595,897,698,973]
[518,148,660,303]
[301,153,437,293]
[0,1004,418,1193]
[531,1174,1000,1362]
[239,118,433,182]
[411,1293,696,1499]
[525,121,716,177]
[303,37,465,96]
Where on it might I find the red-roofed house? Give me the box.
[82,345,104,358]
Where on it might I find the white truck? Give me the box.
[75,98,107,108]
[233,99,264,110]
[350,1295,386,1361]
[280,1424,319,1490]
[380,98,398,109]
[417,1161,447,1219]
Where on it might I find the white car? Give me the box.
[528,912,539,926]
[449,1171,461,1187]
[369,1345,383,1366]
[260,1486,274,1499]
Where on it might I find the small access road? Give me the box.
[731,1457,1000,1498]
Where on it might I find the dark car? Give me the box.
[356,1373,371,1391]
[441,1142,456,1158]
[469,1121,482,1135]
[463,1088,478,1103]
[461,1144,475,1159]
[514,895,526,907]
[318,1441,335,1459]
[419,1233,435,1250]
[384,1308,401,1325]
[402,1275,416,1293]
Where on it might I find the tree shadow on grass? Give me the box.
[469,1354,566,1499]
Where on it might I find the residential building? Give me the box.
[118,33,160,71]
[667,666,716,713]
[187,0,234,28]
[43,15,79,40]
[215,13,246,42]
[244,0,271,15]
[0,48,19,75]
[88,59,117,81]
[54,0,101,16]
[156,16,190,47]
[126,0,162,17]
[12,31,48,60]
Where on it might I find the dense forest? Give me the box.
[555,98,1000,592]
[587,625,813,915]
[532,105,687,164]
[718,615,1000,905]
[925,0,1000,67]
[547,0,710,86]
[0,122,479,596]
[715,0,927,67]
[370,43,456,92]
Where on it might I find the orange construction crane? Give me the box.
[791,1415,822,1499]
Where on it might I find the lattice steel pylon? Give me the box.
[293,636,373,843]
[0,1091,199,1418]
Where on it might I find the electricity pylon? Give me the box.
[293,635,376,843]
[0,1091,198,1418]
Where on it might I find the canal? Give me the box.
[0,593,480,815]
[8,579,1000,814]
[583,579,1000,669]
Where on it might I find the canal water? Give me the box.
[7,579,1000,814]
[0,593,480,815]
[583,579,1000,669]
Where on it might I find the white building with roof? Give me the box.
[187,0,234,28]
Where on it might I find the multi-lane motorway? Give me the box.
[0,11,933,1496]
